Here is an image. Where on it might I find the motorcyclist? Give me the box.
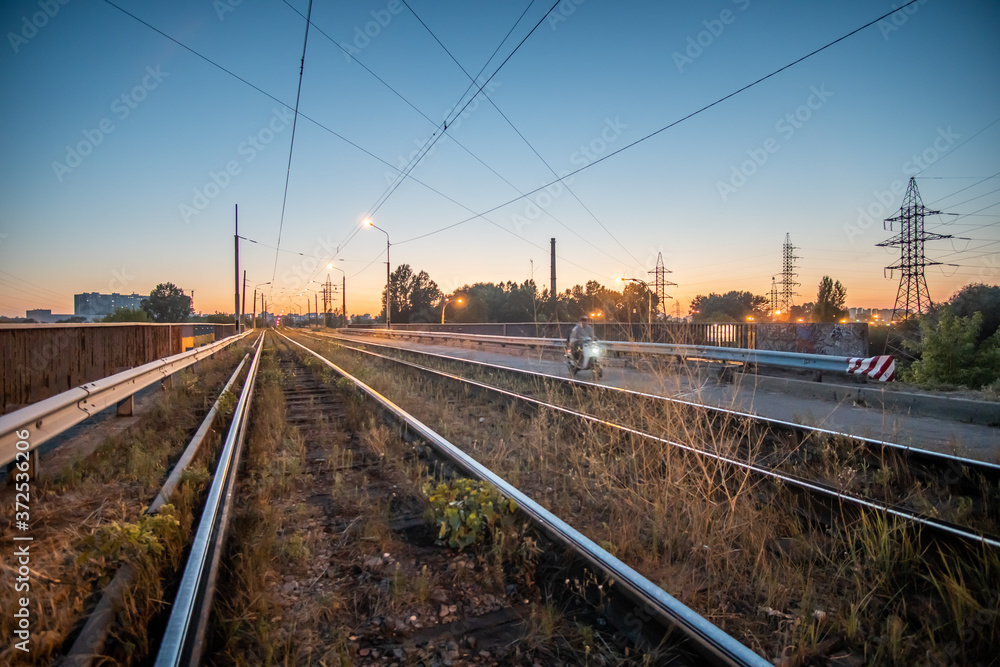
[567,315,595,363]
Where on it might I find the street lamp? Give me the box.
[619,277,652,324]
[441,296,464,324]
[365,219,391,329]
[252,281,270,329]
[327,263,347,328]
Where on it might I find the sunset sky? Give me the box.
[1,0,998,319]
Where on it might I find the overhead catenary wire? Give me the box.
[303,0,545,275]
[399,0,646,272]
[395,0,927,247]
[269,0,315,294]
[361,0,563,227]
[102,0,610,288]
[915,113,1000,176]
[280,0,568,262]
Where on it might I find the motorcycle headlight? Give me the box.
[591,346,600,355]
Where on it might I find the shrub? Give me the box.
[904,306,1000,388]
[423,478,517,550]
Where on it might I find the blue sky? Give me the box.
[1,0,998,318]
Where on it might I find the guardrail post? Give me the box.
[162,374,173,390]
[117,395,134,417]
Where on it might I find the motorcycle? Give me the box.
[565,336,603,379]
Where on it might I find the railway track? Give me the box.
[200,331,763,665]
[304,330,1000,551]
[26,328,996,664]
[277,328,1000,664]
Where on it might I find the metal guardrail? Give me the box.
[281,331,769,667]
[155,334,264,667]
[337,328,866,376]
[0,331,251,467]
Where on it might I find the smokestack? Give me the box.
[550,237,557,321]
[550,237,556,296]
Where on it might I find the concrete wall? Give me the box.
[756,322,868,357]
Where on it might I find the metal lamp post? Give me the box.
[366,219,391,329]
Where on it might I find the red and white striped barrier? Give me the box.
[846,355,895,382]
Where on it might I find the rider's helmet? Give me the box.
[580,315,590,323]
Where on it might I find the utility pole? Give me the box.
[778,233,799,314]
[648,252,676,319]
[769,276,779,319]
[878,177,953,322]
[234,204,240,327]
[314,294,318,328]
[241,270,247,332]
[550,237,557,321]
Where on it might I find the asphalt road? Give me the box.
[329,332,1000,464]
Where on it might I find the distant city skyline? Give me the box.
[1,1,997,318]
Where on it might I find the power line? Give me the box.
[104,0,595,290]
[396,0,927,246]
[270,0,315,289]
[927,169,1000,206]
[915,113,1000,176]
[363,0,563,226]
[400,0,645,271]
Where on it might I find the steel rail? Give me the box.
[298,333,1000,551]
[0,330,253,467]
[155,334,264,667]
[279,331,769,667]
[62,349,252,667]
[310,331,1000,481]
[337,327,868,375]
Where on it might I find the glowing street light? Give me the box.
[441,296,464,324]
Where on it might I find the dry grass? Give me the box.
[290,331,1000,666]
[211,334,660,665]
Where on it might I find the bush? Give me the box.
[423,478,517,550]
[904,306,1000,389]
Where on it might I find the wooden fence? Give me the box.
[1,323,236,413]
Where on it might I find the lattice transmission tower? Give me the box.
[877,177,952,322]
[322,275,334,327]
[778,233,799,313]
[648,252,676,318]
